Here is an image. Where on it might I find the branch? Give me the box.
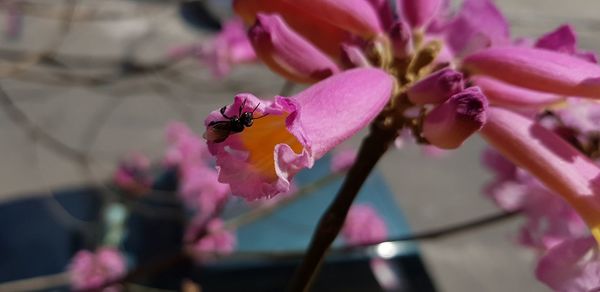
[287,122,400,292]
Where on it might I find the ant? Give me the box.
[203,99,268,143]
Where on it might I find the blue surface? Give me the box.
[0,156,434,291]
[233,155,417,254]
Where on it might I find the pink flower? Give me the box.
[204,68,393,200]
[248,13,340,83]
[471,76,563,109]
[535,24,598,63]
[205,18,257,78]
[407,68,464,105]
[480,107,600,242]
[330,148,358,173]
[536,236,600,292]
[169,18,257,78]
[463,47,600,99]
[179,164,229,219]
[484,149,588,250]
[113,153,152,195]
[164,122,210,169]
[164,122,230,215]
[556,98,600,135]
[398,0,442,29]
[341,204,388,245]
[422,87,488,149]
[68,247,126,291]
[192,219,236,261]
[442,0,510,57]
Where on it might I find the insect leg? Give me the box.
[220,106,233,119]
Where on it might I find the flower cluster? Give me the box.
[196,0,600,288]
[68,247,127,292]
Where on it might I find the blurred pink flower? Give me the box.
[179,164,229,219]
[341,204,388,245]
[113,153,152,196]
[165,122,230,216]
[164,122,210,168]
[191,219,236,261]
[68,247,126,292]
[330,148,358,173]
[168,18,257,78]
[536,236,600,292]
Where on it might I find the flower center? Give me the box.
[239,113,303,181]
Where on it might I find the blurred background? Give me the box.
[0,0,599,291]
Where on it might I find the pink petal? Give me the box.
[341,44,372,68]
[443,0,510,57]
[535,24,577,55]
[366,0,394,29]
[423,87,488,149]
[535,236,600,292]
[535,24,598,64]
[407,68,464,105]
[388,21,412,59]
[471,76,563,108]
[463,47,600,99]
[283,0,383,37]
[480,107,600,242]
[205,68,393,200]
[398,0,441,29]
[342,204,388,245]
[249,13,340,83]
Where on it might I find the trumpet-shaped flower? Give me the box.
[422,87,488,149]
[204,68,393,200]
[480,107,600,242]
[471,76,563,109]
[463,47,600,99]
[248,13,340,83]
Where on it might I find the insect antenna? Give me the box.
[251,102,269,119]
[220,106,233,119]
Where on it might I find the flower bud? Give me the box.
[423,87,488,149]
[398,0,441,29]
[249,13,340,83]
[388,21,412,58]
[407,68,464,105]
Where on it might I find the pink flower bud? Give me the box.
[423,87,488,149]
[472,76,563,109]
[341,44,371,68]
[407,68,464,105]
[463,47,600,99]
[249,13,340,83]
[398,0,441,29]
[388,21,412,58]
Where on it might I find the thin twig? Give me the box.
[0,83,88,163]
[287,123,400,292]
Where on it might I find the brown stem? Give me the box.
[287,124,398,292]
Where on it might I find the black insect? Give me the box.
[204,99,268,143]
